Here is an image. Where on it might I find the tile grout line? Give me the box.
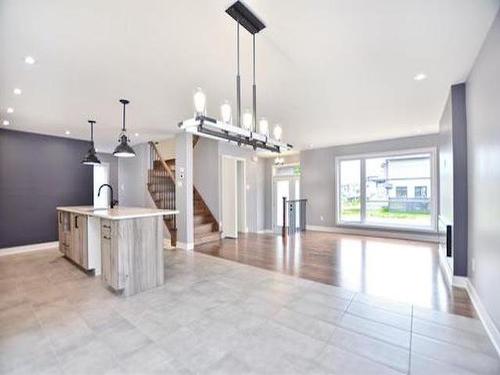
[408,305,414,374]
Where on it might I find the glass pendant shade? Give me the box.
[273,124,282,141]
[113,99,136,158]
[242,109,253,130]
[259,118,269,136]
[220,100,232,123]
[193,88,206,116]
[82,120,101,165]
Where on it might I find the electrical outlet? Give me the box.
[471,258,476,273]
[320,216,324,222]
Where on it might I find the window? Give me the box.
[396,187,408,198]
[337,150,436,230]
[339,159,361,222]
[415,186,427,198]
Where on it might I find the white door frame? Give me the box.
[219,154,247,238]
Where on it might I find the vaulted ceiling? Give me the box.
[1,0,499,153]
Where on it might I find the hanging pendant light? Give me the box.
[178,1,293,154]
[82,120,101,165]
[113,99,136,158]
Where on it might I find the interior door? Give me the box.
[221,157,238,238]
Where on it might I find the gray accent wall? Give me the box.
[0,129,93,249]
[466,10,500,331]
[438,83,469,277]
[300,134,439,231]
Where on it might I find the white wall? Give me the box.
[466,9,500,331]
[193,138,266,233]
[118,143,155,208]
[156,138,176,160]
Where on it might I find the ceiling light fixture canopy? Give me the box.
[82,120,101,166]
[178,1,292,153]
[113,99,136,158]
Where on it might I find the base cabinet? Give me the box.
[100,216,163,296]
[57,210,91,271]
[58,211,71,255]
[101,220,124,290]
[58,209,165,296]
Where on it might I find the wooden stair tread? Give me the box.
[194,231,221,245]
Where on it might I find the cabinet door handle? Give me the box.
[103,235,111,240]
[74,216,79,229]
[103,225,111,229]
[59,212,62,224]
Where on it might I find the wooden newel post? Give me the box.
[282,196,287,238]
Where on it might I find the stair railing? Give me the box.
[148,141,176,238]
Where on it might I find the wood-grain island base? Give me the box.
[101,216,164,296]
[57,206,177,296]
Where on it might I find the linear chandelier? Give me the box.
[178,1,292,153]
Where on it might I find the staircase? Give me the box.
[148,139,220,247]
[148,142,177,246]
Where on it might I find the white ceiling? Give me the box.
[1,0,499,153]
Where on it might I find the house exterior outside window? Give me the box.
[337,149,436,231]
[396,186,408,198]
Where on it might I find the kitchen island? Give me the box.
[57,206,178,296]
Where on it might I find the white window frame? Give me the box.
[335,147,438,233]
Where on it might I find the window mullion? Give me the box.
[360,158,366,223]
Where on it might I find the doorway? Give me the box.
[273,175,300,232]
[221,155,246,238]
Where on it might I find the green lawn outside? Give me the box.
[341,202,430,222]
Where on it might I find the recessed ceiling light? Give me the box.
[13,88,22,95]
[24,56,36,65]
[413,73,427,81]
[134,133,139,137]
[6,107,14,114]
[2,120,10,126]
[65,130,71,135]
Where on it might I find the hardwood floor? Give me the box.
[195,231,477,318]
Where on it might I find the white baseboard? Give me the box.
[177,242,194,250]
[438,248,453,287]
[163,239,175,249]
[452,275,468,288]
[256,229,273,234]
[306,225,439,243]
[0,241,59,256]
[466,279,500,357]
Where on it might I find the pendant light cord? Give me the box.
[236,21,241,128]
[122,102,127,131]
[252,33,257,133]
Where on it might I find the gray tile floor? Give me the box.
[0,248,499,375]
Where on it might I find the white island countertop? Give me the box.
[57,206,179,220]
